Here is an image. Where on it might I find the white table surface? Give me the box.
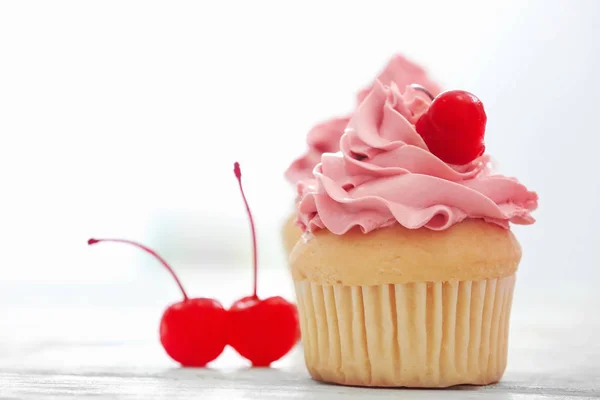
[1,267,599,400]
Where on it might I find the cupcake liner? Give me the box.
[294,274,515,388]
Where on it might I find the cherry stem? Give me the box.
[87,238,189,301]
[234,162,258,299]
[410,83,435,101]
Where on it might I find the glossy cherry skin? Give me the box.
[228,296,300,367]
[160,298,228,367]
[416,90,487,165]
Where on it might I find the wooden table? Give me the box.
[1,268,598,399]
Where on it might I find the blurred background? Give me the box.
[0,0,598,343]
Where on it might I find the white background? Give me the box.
[0,0,598,305]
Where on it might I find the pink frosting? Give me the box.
[285,116,350,184]
[297,81,538,234]
[357,54,443,104]
[285,54,441,186]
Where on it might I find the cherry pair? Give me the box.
[88,163,299,367]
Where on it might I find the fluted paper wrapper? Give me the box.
[294,274,515,388]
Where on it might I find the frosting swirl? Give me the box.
[297,81,538,234]
[357,54,443,104]
[285,54,442,185]
[285,116,350,185]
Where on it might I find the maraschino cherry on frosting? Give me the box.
[297,80,538,235]
[416,90,487,165]
[285,54,441,186]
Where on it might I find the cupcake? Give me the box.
[290,81,538,388]
[282,54,441,254]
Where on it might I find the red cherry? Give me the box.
[160,297,227,367]
[229,296,300,367]
[415,90,487,165]
[87,238,227,367]
[228,162,300,367]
